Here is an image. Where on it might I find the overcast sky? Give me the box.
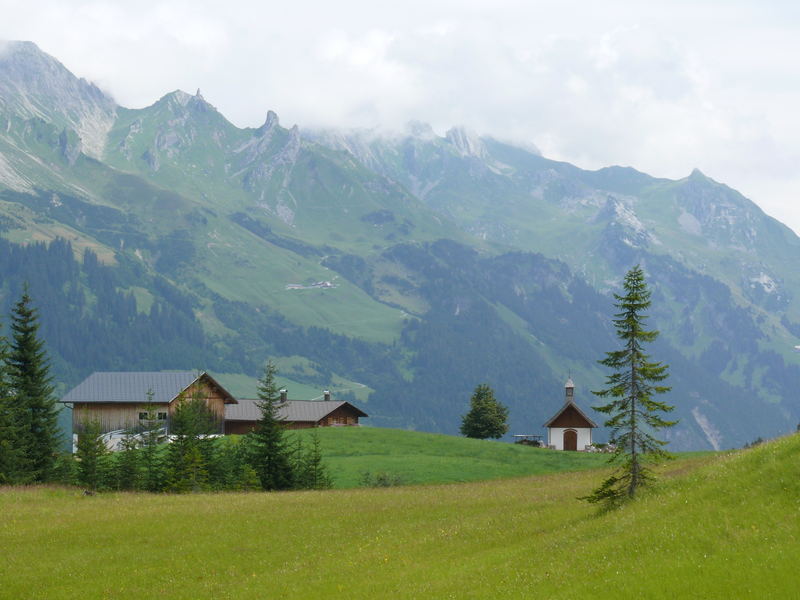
[2,0,799,232]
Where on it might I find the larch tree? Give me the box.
[583,265,676,507]
[460,384,509,440]
[8,290,60,482]
[248,361,294,491]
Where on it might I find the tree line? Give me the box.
[0,286,333,491]
[71,361,332,492]
[69,361,332,493]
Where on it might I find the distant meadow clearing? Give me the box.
[2,432,799,599]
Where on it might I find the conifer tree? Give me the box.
[8,290,60,482]
[76,418,107,490]
[165,393,215,493]
[248,361,294,491]
[460,384,509,439]
[583,265,676,507]
[295,431,333,490]
[114,432,141,491]
[209,436,259,491]
[139,389,165,492]
[0,323,31,484]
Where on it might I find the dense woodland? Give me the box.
[2,236,800,446]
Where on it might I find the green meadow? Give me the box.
[3,432,798,598]
[293,427,609,487]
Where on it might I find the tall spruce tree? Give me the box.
[583,265,676,507]
[248,361,294,491]
[0,323,31,483]
[8,290,60,482]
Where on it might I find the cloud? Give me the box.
[1,0,800,231]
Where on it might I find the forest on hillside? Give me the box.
[4,236,800,447]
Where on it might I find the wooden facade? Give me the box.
[65,372,236,434]
[320,404,361,426]
[223,420,323,435]
[73,402,165,434]
[224,420,260,435]
[545,403,594,429]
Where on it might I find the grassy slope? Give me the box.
[5,434,798,598]
[293,427,607,488]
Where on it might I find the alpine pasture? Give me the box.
[2,431,798,599]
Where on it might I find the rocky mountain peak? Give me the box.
[162,89,193,107]
[404,120,436,140]
[159,89,218,115]
[256,110,280,136]
[445,126,487,159]
[0,40,116,159]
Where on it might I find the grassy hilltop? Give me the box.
[293,427,608,487]
[2,431,798,598]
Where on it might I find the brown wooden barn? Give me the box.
[60,371,237,434]
[224,390,368,434]
[542,378,597,451]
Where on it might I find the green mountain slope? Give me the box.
[312,126,800,447]
[1,40,799,449]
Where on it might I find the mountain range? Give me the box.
[1,40,799,450]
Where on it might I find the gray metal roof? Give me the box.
[226,399,368,423]
[60,371,233,405]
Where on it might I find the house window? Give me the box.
[158,412,168,420]
[138,412,148,420]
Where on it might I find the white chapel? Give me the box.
[543,378,597,451]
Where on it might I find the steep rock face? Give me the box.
[674,170,765,251]
[0,41,116,158]
[238,123,301,195]
[444,126,488,159]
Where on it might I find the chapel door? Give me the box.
[563,430,578,451]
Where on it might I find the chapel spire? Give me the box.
[565,377,575,402]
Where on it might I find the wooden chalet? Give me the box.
[543,378,597,451]
[224,390,368,434]
[60,371,237,434]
